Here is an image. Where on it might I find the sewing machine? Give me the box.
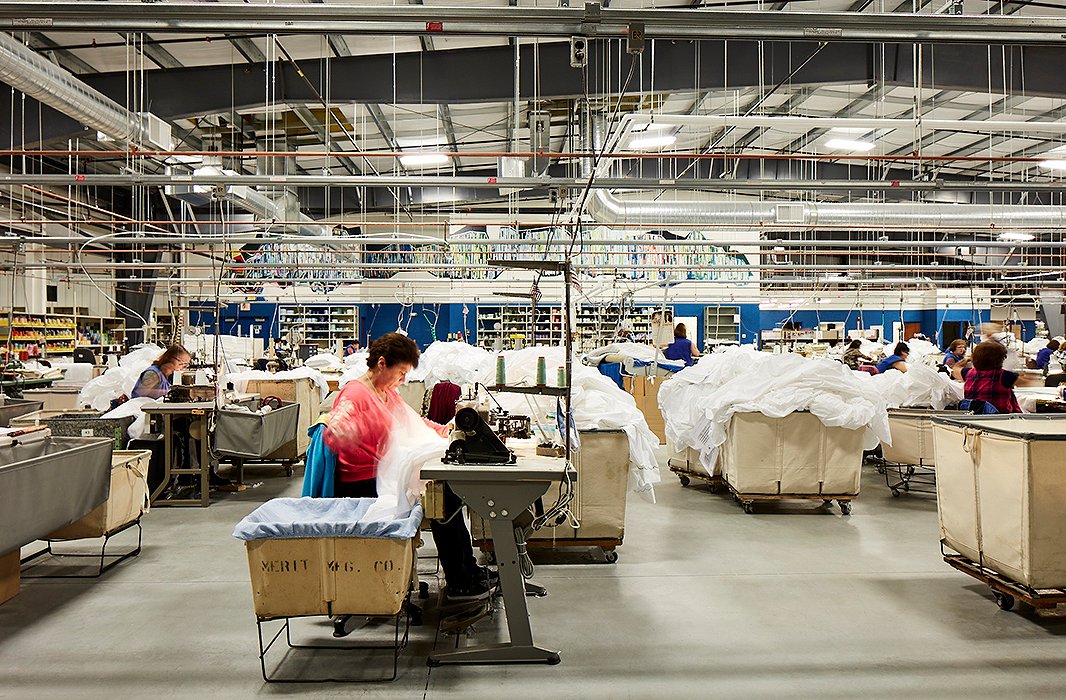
[443,407,516,465]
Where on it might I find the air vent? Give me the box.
[775,203,805,224]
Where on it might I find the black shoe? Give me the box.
[333,615,355,638]
[444,579,492,602]
[471,565,500,588]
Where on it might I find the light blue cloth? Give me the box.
[232,497,424,541]
[301,423,335,498]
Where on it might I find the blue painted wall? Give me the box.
[188,302,279,341]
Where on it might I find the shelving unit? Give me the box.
[0,312,123,356]
[278,304,360,351]
[477,304,661,352]
[704,306,740,343]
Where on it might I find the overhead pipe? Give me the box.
[581,109,1066,232]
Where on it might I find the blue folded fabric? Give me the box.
[232,497,423,541]
[597,361,624,389]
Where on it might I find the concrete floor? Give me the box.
[4,456,1066,699]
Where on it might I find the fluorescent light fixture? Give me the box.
[399,152,450,167]
[997,231,1036,242]
[824,138,875,152]
[1039,159,1066,170]
[829,127,869,135]
[627,134,677,150]
[1047,145,1066,154]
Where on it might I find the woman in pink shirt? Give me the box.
[324,333,494,620]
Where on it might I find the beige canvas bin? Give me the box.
[933,415,1066,589]
[47,450,152,540]
[721,411,865,496]
[667,441,718,477]
[470,430,630,543]
[245,536,414,620]
[882,408,965,467]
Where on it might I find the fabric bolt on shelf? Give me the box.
[232,497,423,541]
[933,415,1066,589]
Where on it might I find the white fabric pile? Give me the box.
[857,362,963,410]
[659,347,891,473]
[78,344,165,411]
[583,342,684,369]
[303,352,344,372]
[401,341,662,499]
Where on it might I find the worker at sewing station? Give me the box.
[662,322,702,366]
[131,345,191,399]
[324,333,496,635]
[876,342,910,374]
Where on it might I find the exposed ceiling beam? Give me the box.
[290,106,361,176]
[410,0,462,169]
[129,33,184,70]
[24,31,95,74]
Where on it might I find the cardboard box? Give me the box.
[421,481,446,521]
[623,376,667,443]
[47,450,152,540]
[245,536,413,620]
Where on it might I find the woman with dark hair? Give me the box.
[841,339,873,370]
[325,333,493,617]
[662,322,701,366]
[1034,338,1060,371]
[131,344,191,399]
[957,340,1021,414]
[875,342,910,374]
[942,339,968,370]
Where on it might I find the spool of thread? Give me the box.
[557,366,566,387]
[496,354,507,386]
[536,356,547,386]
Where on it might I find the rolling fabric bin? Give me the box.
[233,498,421,682]
[933,415,1066,589]
[47,450,153,540]
[243,378,318,459]
[0,435,114,556]
[721,411,865,496]
[0,398,43,427]
[10,410,133,449]
[214,401,301,459]
[21,387,83,411]
[883,408,965,467]
[396,381,427,416]
[469,430,630,553]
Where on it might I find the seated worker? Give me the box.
[662,322,702,366]
[956,341,1022,414]
[1034,339,1060,372]
[325,333,495,609]
[942,339,968,370]
[131,345,190,399]
[840,339,873,370]
[875,342,910,374]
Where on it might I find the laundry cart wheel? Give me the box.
[994,591,1016,611]
[678,474,690,487]
[419,581,430,599]
[284,461,294,477]
[742,501,755,514]
[839,501,853,515]
[891,488,901,497]
[603,549,618,564]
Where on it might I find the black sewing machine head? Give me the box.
[443,406,516,465]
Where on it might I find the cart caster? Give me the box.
[891,489,901,497]
[678,475,690,487]
[418,581,430,599]
[708,484,721,494]
[876,466,886,475]
[839,501,852,515]
[284,462,294,477]
[822,499,834,508]
[994,591,1016,611]
[742,501,755,514]
[604,549,618,564]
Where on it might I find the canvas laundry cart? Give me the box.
[214,400,301,479]
[469,431,629,561]
[880,408,965,497]
[242,377,319,470]
[396,380,427,415]
[667,441,722,492]
[720,411,865,514]
[933,414,1066,613]
[0,397,43,427]
[10,409,134,449]
[23,450,153,577]
[234,497,422,682]
[0,432,113,603]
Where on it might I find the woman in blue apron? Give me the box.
[663,323,702,366]
[131,345,191,399]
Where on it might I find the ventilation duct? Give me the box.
[579,109,1066,232]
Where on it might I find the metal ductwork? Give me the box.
[0,31,159,146]
[579,109,1066,232]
